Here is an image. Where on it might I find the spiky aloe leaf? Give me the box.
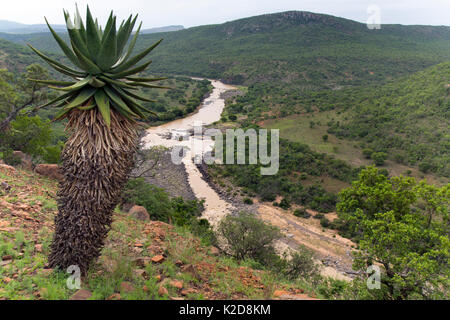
[27,44,85,77]
[112,39,163,74]
[64,87,97,110]
[94,90,111,127]
[103,87,139,118]
[112,22,142,69]
[72,44,102,74]
[98,17,117,70]
[85,6,102,62]
[109,61,153,79]
[28,79,76,86]
[30,6,168,122]
[44,17,81,69]
[125,76,168,83]
[48,76,92,91]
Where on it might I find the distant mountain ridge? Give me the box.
[1,10,450,88]
[0,19,183,34]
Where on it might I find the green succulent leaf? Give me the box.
[104,87,139,118]
[98,17,117,70]
[31,6,166,123]
[85,6,102,62]
[94,90,111,127]
[48,76,92,91]
[44,17,81,69]
[64,87,98,110]
[112,39,163,74]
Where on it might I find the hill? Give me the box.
[0,164,325,300]
[0,20,66,34]
[2,11,450,89]
[257,62,450,178]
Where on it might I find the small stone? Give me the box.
[170,280,183,290]
[175,260,183,266]
[2,255,13,261]
[133,269,147,279]
[3,277,12,284]
[107,293,121,300]
[151,255,165,263]
[273,290,290,297]
[158,286,168,297]
[129,205,150,221]
[134,257,151,267]
[34,244,43,253]
[70,289,92,300]
[209,246,220,256]
[120,282,134,293]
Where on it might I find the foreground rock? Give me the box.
[70,289,92,300]
[129,205,150,221]
[35,164,63,181]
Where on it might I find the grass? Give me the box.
[263,111,448,186]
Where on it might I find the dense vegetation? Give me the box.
[337,167,449,299]
[209,132,360,212]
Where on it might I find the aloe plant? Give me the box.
[29,6,167,274]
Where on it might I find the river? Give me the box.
[142,79,237,226]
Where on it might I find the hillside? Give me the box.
[0,164,324,300]
[258,62,450,178]
[2,11,450,90]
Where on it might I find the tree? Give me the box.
[338,167,449,299]
[0,64,49,132]
[322,134,329,142]
[30,6,167,275]
[372,152,387,166]
[218,212,281,263]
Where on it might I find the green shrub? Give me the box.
[313,213,325,220]
[218,212,281,264]
[279,247,319,280]
[294,208,311,219]
[243,197,253,205]
[320,217,330,228]
[279,198,291,210]
[362,148,374,159]
[371,152,387,166]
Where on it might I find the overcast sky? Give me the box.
[1,0,449,28]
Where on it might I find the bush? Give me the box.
[313,213,325,220]
[362,148,374,159]
[320,217,330,228]
[243,197,253,205]
[279,198,291,210]
[372,152,387,166]
[294,208,311,219]
[279,247,319,280]
[218,212,281,263]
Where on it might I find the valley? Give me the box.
[0,8,449,300]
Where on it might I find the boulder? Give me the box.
[35,164,63,181]
[129,205,150,221]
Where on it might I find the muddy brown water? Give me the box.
[142,80,237,226]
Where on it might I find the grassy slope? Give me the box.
[260,62,450,182]
[0,165,321,300]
